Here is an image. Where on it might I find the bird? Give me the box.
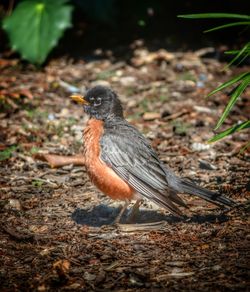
[71,85,235,224]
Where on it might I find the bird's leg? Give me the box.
[113,199,130,224]
[127,199,143,223]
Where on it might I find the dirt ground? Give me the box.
[0,46,249,291]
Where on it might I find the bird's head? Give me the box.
[71,86,124,120]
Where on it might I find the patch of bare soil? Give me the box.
[0,46,249,291]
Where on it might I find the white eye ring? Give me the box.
[89,97,95,102]
[94,97,102,106]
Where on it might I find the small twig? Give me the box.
[163,109,189,121]
[34,154,85,168]
[117,221,168,232]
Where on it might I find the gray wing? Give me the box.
[100,122,185,216]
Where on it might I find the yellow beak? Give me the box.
[70,94,89,105]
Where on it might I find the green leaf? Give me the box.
[209,120,250,143]
[3,0,73,64]
[178,13,250,20]
[207,72,250,97]
[226,42,250,67]
[239,141,250,154]
[204,21,250,33]
[214,75,250,130]
[225,48,250,55]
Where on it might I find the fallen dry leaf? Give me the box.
[53,259,70,277]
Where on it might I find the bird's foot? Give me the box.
[126,199,143,224]
[111,200,130,225]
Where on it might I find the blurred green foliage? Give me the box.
[0,146,17,161]
[3,0,73,64]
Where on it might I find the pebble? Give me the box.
[84,272,96,281]
[115,70,123,77]
[191,142,210,152]
[212,265,221,271]
[171,91,182,99]
[127,99,137,107]
[175,80,196,93]
[119,76,137,86]
[199,73,207,81]
[196,81,204,88]
[91,80,110,87]
[193,105,213,114]
[48,113,55,121]
[5,199,22,210]
[58,108,69,117]
[145,131,158,139]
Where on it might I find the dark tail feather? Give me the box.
[175,179,235,208]
[169,190,188,208]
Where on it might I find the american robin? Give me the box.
[71,86,235,223]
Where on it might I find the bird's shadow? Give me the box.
[71,204,229,227]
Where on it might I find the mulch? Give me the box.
[0,45,249,291]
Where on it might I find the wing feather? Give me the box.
[100,121,183,216]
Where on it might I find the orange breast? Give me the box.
[83,119,135,201]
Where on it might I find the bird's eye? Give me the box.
[89,97,95,102]
[94,97,102,107]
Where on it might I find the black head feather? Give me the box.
[83,86,124,120]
